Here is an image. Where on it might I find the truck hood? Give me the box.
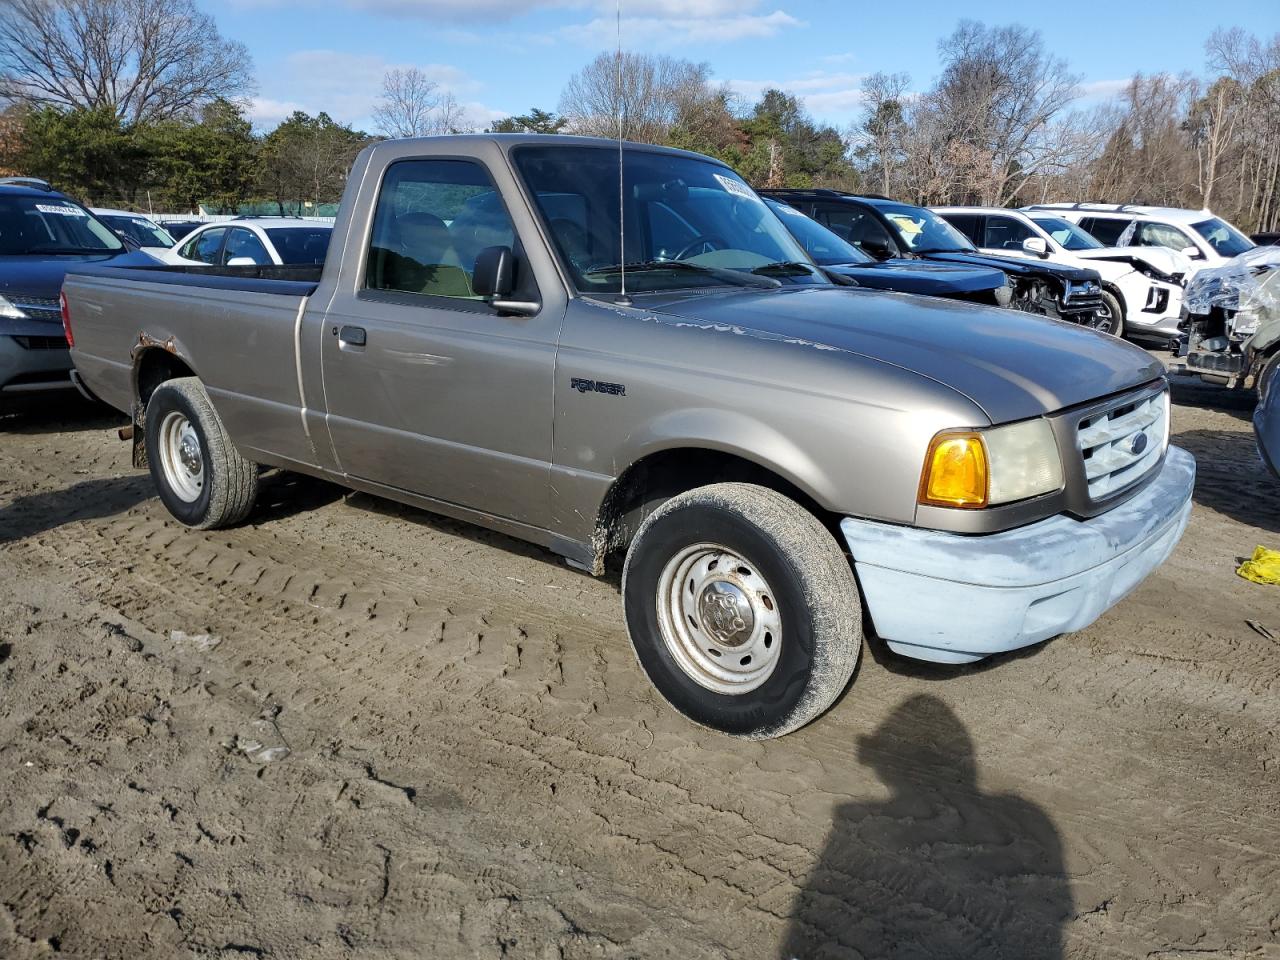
[0,250,158,298]
[921,250,1099,282]
[640,285,1162,423]
[827,259,1006,296]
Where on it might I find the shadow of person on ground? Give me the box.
[0,475,152,543]
[779,694,1072,960]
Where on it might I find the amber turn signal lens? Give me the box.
[919,432,988,508]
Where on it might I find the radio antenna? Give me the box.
[615,0,631,305]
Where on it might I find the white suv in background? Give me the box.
[933,206,1186,340]
[1023,203,1255,274]
[161,218,333,267]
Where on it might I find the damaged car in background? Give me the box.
[761,189,1110,330]
[1176,246,1280,392]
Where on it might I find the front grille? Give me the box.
[13,335,68,350]
[10,296,61,323]
[1076,389,1169,500]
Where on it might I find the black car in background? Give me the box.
[0,178,157,399]
[763,198,1010,305]
[761,189,1107,327]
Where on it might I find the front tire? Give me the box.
[144,377,259,529]
[1097,290,1125,338]
[622,483,862,739]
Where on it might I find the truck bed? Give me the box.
[67,261,322,297]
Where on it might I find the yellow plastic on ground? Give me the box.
[1237,546,1280,585]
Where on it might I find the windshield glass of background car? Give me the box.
[513,146,820,293]
[266,227,332,264]
[0,197,124,254]
[1192,217,1254,258]
[1030,216,1103,251]
[104,215,174,248]
[765,200,871,265]
[878,203,974,253]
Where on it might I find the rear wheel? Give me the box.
[622,483,862,739]
[144,377,259,529]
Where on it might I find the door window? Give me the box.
[223,227,271,265]
[940,213,982,246]
[1134,221,1195,254]
[365,159,517,301]
[183,227,226,264]
[812,203,895,253]
[982,215,1036,251]
[1079,217,1130,246]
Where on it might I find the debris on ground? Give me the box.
[1236,545,1280,585]
[170,629,222,651]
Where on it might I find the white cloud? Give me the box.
[731,70,867,122]
[564,8,801,47]
[247,96,308,126]
[1079,78,1130,100]
[249,50,498,132]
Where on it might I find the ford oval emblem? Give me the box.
[1130,432,1149,455]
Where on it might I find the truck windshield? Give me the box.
[877,203,976,255]
[1030,215,1103,251]
[1192,217,1254,258]
[0,196,125,255]
[100,214,175,249]
[513,145,824,293]
[764,199,873,265]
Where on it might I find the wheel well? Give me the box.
[134,348,196,409]
[593,448,837,570]
[1101,282,1126,317]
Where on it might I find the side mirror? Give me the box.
[473,245,539,316]
[861,238,892,260]
[226,256,258,267]
[1022,237,1049,257]
[1180,245,1203,259]
[472,245,515,297]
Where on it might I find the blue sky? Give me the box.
[205,0,1280,132]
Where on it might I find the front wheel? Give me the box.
[622,483,862,738]
[144,376,259,529]
[1095,290,1125,338]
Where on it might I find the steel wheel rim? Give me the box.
[158,410,204,503]
[655,543,783,695]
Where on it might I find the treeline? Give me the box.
[0,100,371,214]
[0,1,1276,231]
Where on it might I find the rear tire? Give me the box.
[622,483,862,739]
[144,377,258,529]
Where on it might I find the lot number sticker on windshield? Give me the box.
[36,204,86,217]
[714,174,760,202]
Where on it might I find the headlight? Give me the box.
[0,295,28,319]
[919,419,1064,509]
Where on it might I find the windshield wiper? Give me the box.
[586,259,780,289]
[750,260,819,278]
[911,247,969,255]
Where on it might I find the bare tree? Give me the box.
[371,67,464,139]
[0,0,253,124]
[850,71,910,195]
[558,52,725,145]
[914,21,1082,205]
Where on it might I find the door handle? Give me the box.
[337,325,366,347]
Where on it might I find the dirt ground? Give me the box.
[1,372,1278,960]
